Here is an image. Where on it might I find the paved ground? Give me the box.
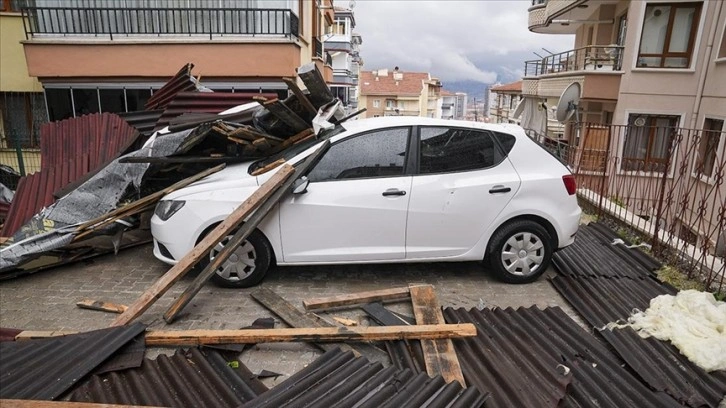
[0,243,583,387]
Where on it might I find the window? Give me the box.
[307,127,409,182]
[419,127,504,174]
[719,21,726,59]
[386,100,394,109]
[373,100,380,108]
[1,92,47,149]
[622,114,680,171]
[1,0,23,12]
[637,2,702,68]
[695,118,724,178]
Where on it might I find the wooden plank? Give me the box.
[110,164,296,327]
[303,287,412,311]
[409,284,466,387]
[162,141,331,323]
[0,400,165,408]
[251,138,271,151]
[228,126,284,143]
[250,159,285,176]
[332,317,358,326]
[263,99,310,134]
[297,62,334,108]
[15,330,78,341]
[145,324,477,346]
[75,164,225,235]
[76,299,128,314]
[266,128,314,155]
[282,77,318,116]
[250,288,358,355]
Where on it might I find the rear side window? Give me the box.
[493,131,516,154]
[419,127,504,174]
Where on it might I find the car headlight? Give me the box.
[154,200,185,221]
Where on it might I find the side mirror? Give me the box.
[291,176,309,195]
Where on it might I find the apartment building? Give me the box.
[524,0,726,263]
[18,0,335,123]
[324,6,363,114]
[358,68,442,118]
[489,80,523,125]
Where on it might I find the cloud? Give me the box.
[351,0,575,84]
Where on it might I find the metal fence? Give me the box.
[531,123,726,292]
[21,6,299,40]
[524,45,624,77]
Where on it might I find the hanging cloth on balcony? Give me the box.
[519,97,548,138]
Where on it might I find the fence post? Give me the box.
[596,124,613,219]
[651,130,679,253]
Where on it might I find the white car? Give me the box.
[151,117,581,287]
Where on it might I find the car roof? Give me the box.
[339,116,523,135]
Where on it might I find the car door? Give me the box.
[279,127,413,263]
[405,126,521,259]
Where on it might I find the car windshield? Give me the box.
[248,123,347,174]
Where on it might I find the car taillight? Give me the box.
[562,174,576,195]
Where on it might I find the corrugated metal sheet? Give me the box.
[118,109,165,138]
[443,306,681,408]
[550,275,677,327]
[0,323,145,400]
[68,347,267,407]
[599,327,726,408]
[553,223,658,279]
[1,156,90,237]
[153,92,275,131]
[145,63,198,110]
[243,347,488,408]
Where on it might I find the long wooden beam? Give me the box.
[110,164,295,327]
[162,141,331,323]
[303,287,412,311]
[145,324,477,346]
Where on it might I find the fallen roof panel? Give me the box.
[0,323,145,400]
[549,275,677,327]
[68,348,266,407]
[153,92,275,131]
[599,327,726,408]
[242,347,488,408]
[145,63,197,110]
[443,306,681,408]
[118,109,165,138]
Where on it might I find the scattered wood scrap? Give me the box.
[110,164,296,327]
[15,330,78,341]
[303,287,412,312]
[76,299,128,314]
[332,317,358,326]
[409,284,466,387]
[281,77,317,116]
[144,324,477,346]
[250,159,285,176]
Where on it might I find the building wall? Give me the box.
[0,13,42,92]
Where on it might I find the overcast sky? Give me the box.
[351,0,575,85]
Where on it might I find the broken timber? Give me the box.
[296,63,335,108]
[409,284,466,387]
[260,99,310,134]
[110,163,296,327]
[250,158,286,176]
[281,77,317,116]
[162,140,331,323]
[76,299,128,314]
[144,324,477,346]
[303,287,412,311]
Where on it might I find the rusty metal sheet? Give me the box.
[243,348,488,408]
[153,92,275,131]
[68,348,266,407]
[145,63,197,110]
[599,327,726,408]
[550,275,677,328]
[118,109,164,137]
[443,306,681,408]
[0,323,145,400]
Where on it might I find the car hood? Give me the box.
[163,161,259,201]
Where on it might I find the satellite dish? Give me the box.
[512,98,525,119]
[556,82,581,123]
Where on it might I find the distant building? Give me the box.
[324,6,363,114]
[358,68,442,118]
[441,90,456,119]
[489,80,523,125]
[454,92,468,120]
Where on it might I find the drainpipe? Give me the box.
[689,0,722,129]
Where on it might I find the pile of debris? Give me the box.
[0,62,351,278]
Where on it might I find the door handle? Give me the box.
[382,188,407,197]
[489,185,511,194]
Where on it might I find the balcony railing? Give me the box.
[21,6,299,40]
[524,45,624,77]
[530,0,546,5]
[314,37,323,58]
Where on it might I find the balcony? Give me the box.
[21,6,300,40]
[522,45,624,100]
[528,0,590,34]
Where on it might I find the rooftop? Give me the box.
[359,69,431,96]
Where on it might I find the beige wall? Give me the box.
[0,13,42,92]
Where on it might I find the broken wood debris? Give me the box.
[303,287,412,311]
[76,299,128,314]
[110,164,296,327]
[144,324,477,346]
[15,330,79,341]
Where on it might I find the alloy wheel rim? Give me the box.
[210,237,257,282]
[500,232,545,276]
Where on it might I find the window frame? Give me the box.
[691,116,725,183]
[620,113,682,174]
[306,126,413,183]
[635,1,703,69]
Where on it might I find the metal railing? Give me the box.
[529,124,726,292]
[531,0,546,5]
[21,6,299,40]
[524,45,624,77]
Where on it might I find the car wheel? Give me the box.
[487,220,553,284]
[198,227,272,288]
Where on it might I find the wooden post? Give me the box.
[303,287,412,311]
[110,164,295,327]
[162,141,330,323]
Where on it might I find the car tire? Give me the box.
[197,227,272,288]
[487,220,553,284]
